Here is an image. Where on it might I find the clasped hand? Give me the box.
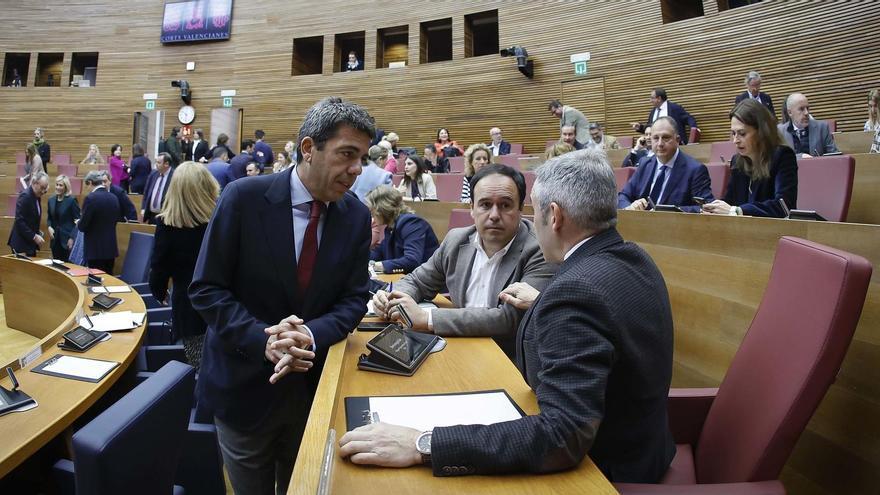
[264,314,314,384]
[370,290,429,331]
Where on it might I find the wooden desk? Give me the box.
[290,332,616,494]
[834,131,874,155]
[0,257,146,478]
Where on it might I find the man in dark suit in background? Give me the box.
[631,87,699,144]
[189,97,375,494]
[102,170,138,222]
[618,116,714,213]
[254,129,274,169]
[735,70,775,117]
[340,149,676,484]
[192,128,209,163]
[78,171,120,274]
[141,152,173,224]
[777,92,839,158]
[8,172,49,256]
[165,126,182,167]
[228,139,255,181]
[488,127,512,156]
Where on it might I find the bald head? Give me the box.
[786,93,810,128]
[489,127,503,145]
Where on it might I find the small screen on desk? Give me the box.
[370,327,429,366]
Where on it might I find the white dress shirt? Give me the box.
[652,100,669,123]
[564,236,594,261]
[650,148,679,204]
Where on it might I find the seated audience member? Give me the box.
[397,155,436,201]
[47,174,80,261]
[108,144,130,192]
[20,143,43,191]
[192,129,209,163]
[424,144,445,173]
[560,125,583,150]
[618,117,713,213]
[345,50,363,71]
[548,99,590,144]
[102,171,138,222]
[460,143,492,203]
[366,186,439,274]
[142,152,174,224]
[346,151,675,483]
[206,149,231,189]
[284,140,298,164]
[434,128,464,158]
[128,143,151,194]
[273,151,292,173]
[8,172,49,256]
[253,129,274,169]
[149,161,219,369]
[584,122,620,151]
[372,164,557,359]
[80,144,106,166]
[872,127,880,154]
[704,99,797,218]
[378,140,398,174]
[384,132,401,158]
[351,145,393,203]
[544,142,575,160]
[631,87,699,144]
[78,170,120,273]
[207,133,235,162]
[228,139,255,180]
[488,127,511,156]
[33,127,50,170]
[735,70,775,117]
[866,89,880,132]
[622,126,653,167]
[245,162,261,177]
[777,93,838,157]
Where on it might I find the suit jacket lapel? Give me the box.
[452,232,477,306]
[660,152,687,204]
[260,168,299,308]
[638,157,658,198]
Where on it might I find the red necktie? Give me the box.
[297,201,325,296]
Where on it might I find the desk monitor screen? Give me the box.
[367,326,432,368]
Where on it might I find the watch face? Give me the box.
[178,105,195,124]
[416,431,432,454]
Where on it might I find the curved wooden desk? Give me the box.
[0,256,146,478]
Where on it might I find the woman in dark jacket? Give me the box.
[207,133,235,161]
[149,161,219,368]
[47,175,81,261]
[366,185,439,274]
[128,143,152,194]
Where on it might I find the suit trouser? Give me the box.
[214,385,312,495]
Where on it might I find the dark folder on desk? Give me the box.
[357,325,439,376]
[0,386,36,416]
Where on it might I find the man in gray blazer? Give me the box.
[778,93,838,157]
[370,165,556,360]
[549,99,590,145]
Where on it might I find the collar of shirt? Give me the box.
[464,231,519,308]
[471,230,517,261]
[656,148,679,169]
[94,185,106,192]
[564,235,594,261]
[290,165,328,209]
[658,100,669,116]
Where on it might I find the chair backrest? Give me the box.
[797,155,854,222]
[508,143,524,154]
[391,174,402,187]
[72,361,195,495]
[824,119,837,133]
[448,208,474,231]
[15,151,26,165]
[119,231,155,284]
[704,163,731,200]
[433,173,465,202]
[616,136,633,149]
[494,154,522,170]
[613,167,635,192]
[695,237,871,484]
[523,171,536,205]
[709,141,737,164]
[68,177,83,195]
[54,153,71,166]
[688,127,701,144]
[57,164,78,177]
[6,194,18,216]
[447,156,465,173]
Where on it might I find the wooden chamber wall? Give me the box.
[2,2,880,493]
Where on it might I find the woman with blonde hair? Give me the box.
[273,151,292,173]
[366,185,439,274]
[149,161,220,368]
[80,144,106,166]
[47,175,81,261]
[20,143,44,190]
[459,143,492,203]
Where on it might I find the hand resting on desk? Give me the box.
[339,423,422,468]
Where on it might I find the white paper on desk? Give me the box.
[368,391,523,432]
[89,286,132,294]
[42,355,118,381]
[80,311,141,332]
[34,259,54,266]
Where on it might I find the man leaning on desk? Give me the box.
[341,149,676,484]
[370,164,557,361]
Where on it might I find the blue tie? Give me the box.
[649,165,668,204]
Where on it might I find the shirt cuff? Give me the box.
[427,308,434,331]
[301,324,317,352]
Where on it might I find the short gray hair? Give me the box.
[745,70,761,85]
[84,170,104,185]
[533,149,617,232]
[296,97,376,164]
[30,171,49,185]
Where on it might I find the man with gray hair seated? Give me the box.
[735,70,775,117]
[341,149,676,484]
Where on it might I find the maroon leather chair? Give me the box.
[797,155,854,222]
[522,171,536,205]
[494,153,522,170]
[688,127,701,144]
[446,156,465,174]
[824,119,837,133]
[614,167,635,192]
[508,143,524,154]
[705,163,731,200]
[617,136,633,149]
[6,194,18,216]
[709,141,737,164]
[616,236,872,494]
[391,175,402,187]
[447,208,474,231]
[53,153,71,166]
[433,173,465,202]
[15,151,26,165]
[57,164,79,178]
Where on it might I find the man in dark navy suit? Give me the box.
[618,116,714,213]
[340,149,676,484]
[189,97,375,494]
[631,87,699,144]
[734,70,775,117]
[488,127,512,156]
[101,171,138,222]
[141,152,173,224]
[8,172,49,256]
[78,171,120,273]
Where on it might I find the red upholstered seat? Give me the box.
[391,175,402,187]
[824,119,837,133]
[15,151,26,165]
[704,163,730,200]
[616,237,872,494]
[523,171,536,205]
[433,173,465,202]
[616,136,633,149]
[69,178,83,195]
[508,143,524,154]
[688,127,701,144]
[447,208,473,231]
[57,164,79,178]
[797,155,854,222]
[494,154,521,170]
[53,153,71,166]
[614,167,635,192]
[709,141,736,164]
[447,156,465,173]
[6,195,18,216]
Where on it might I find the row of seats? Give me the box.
[15,152,73,166]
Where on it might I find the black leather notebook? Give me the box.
[357,325,439,376]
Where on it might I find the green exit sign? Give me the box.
[574,61,588,75]
[222,96,233,108]
[145,100,155,110]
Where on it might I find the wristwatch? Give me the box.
[415,430,432,465]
